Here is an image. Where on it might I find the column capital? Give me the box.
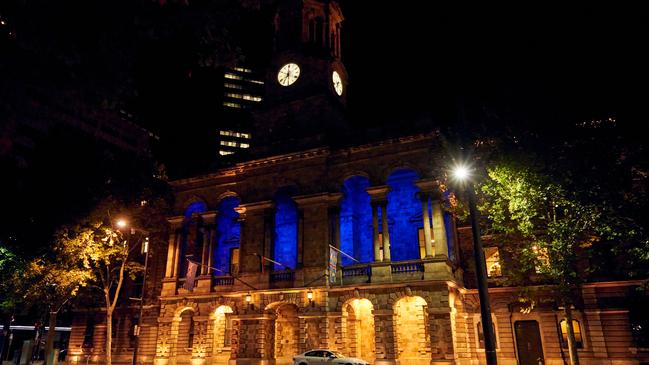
[167,216,185,228]
[293,192,330,206]
[366,185,390,202]
[199,211,218,222]
[415,179,440,195]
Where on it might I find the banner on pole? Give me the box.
[328,247,338,284]
[183,261,198,292]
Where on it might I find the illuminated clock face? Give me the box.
[332,70,343,96]
[277,63,300,86]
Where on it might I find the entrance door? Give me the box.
[515,320,544,365]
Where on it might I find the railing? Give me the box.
[270,270,295,282]
[391,262,424,274]
[213,276,235,286]
[342,265,371,278]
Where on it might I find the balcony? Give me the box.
[269,270,295,289]
[341,264,371,285]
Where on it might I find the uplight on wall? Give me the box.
[307,289,314,307]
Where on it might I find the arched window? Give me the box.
[214,196,240,275]
[560,319,583,349]
[184,201,207,218]
[386,169,421,261]
[339,176,372,265]
[274,190,298,270]
[179,201,207,277]
[477,320,499,349]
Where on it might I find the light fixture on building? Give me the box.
[245,292,252,304]
[307,289,314,307]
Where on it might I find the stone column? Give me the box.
[165,229,179,278]
[380,202,391,261]
[373,310,397,365]
[191,317,209,365]
[432,201,448,258]
[198,212,217,275]
[371,202,381,261]
[329,206,341,250]
[418,193,434,258]
[207,224,214,272]
[297,208,304,268]
[165,217,184,278]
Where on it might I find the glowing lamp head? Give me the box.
[245,293,252,303]
[307,289,314,301]
[116,219,128,229]
[452,165,471,182]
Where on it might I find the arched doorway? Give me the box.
[274,303,299,365]
[342,299,375,363]
[174,309,195,365]
[394,296,429,365]
[212,306,234,365]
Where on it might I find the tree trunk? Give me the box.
[564,304,580,365]
[106,310,112,365]
[44,310,57,365]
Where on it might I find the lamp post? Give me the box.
[116,220,149,365]
[452,165,498,365]
[131,234,149,365]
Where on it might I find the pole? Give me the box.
[467,184,498,365]
[131,239,149,365]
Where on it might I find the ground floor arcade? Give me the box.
[66,281,648,365]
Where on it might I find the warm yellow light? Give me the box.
[116,219,128,228]
[452,165,471,182]
[307,289,313,301]
[245,293,252,303]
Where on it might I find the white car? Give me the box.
[293,349,370,365]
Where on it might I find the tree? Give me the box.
[53,192,169,365]
[471,155,645,365]
[19,256,91,365]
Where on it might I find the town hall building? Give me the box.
[66,2,649,365]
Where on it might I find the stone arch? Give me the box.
[216,190,240,204]
[393,296,431,365]
[341,298,375,363]
[381,163,424,184]
[335,289,379,312]
[171,307,196,365]
[181,197,208,217]
[211,305,235,364]
[336,170,371,187]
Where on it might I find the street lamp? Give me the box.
[452,164,498,365]
[116,220,149,365]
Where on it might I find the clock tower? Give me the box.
[252,0,349,155]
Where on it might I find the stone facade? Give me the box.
[66,1,648,364]
[67,134,649,365]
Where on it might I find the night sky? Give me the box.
[1,1,648,179]
[342,3,648,130]
[4,1,647,151]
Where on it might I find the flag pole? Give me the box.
[186,259,258,290]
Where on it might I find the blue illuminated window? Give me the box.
[339,176,373,265]
[214,196,241,275]
[273,191,298,270]
[180,201,208,277]
[386,169,422,261]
